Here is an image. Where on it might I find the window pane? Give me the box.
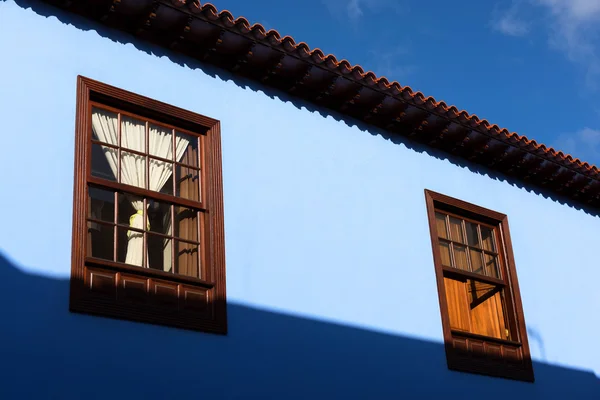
[87,221,114,261]
[176,131,198,167]
[148,234,172,273]
[466,222,480,247]
[175,241,199,278]
[91,107,118,145]
[121,151,146,189]
[118,193,144,226]
[469,249,484,275]
[485,253,501,278]
[91,144,117,181]
[439,242,452,267]
[176,166,200,201]
[121,116,146,152]
[449,217,465,243]
[175,206,198,242]
[88,187,115,222]
[149,124,173,160]
[149,158,173,194]
[453,245,469,271]
[481,226,496,251]
[117,227,144,267]
[148,200,172,235]
[435,213,448,239]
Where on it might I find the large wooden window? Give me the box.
[70,77,227,333]
[425,190,533,381]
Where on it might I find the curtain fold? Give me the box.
[91,109,189,268]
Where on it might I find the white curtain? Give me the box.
[91,108,189,267]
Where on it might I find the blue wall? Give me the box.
[0,1,598,398]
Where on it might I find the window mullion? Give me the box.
[113,190,118,262]
[461,219,473,272]
[117,112,122,184]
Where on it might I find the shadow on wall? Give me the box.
[9,0,600,218]
[0,252,598,400]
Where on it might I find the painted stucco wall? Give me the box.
[0,1,598,398]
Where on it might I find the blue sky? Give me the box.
[215,0,600,166]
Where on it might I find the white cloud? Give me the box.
[554,127,600,165]
[347,0,364,20]
[322,0,405,22]
[492,0,600,89]
[535,0,600,87]
[492,2,530,36]
[368,45,415,81]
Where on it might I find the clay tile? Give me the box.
[310,48,325,59]
[189,1,202,13]
[265,29,281,40]
[201,3,219,19]
[281,35,296,46]
[233,16,250,27]
[170,0,186,7]
[218,10,234,22]
[351,66,365,79]
[296,42,310,56]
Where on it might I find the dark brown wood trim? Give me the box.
[70,76,227,334]
[82,76,218,129]
[84,257,215,287]
[88,177,207,211]
[441,266,506,287]
[451,330,522,347]
[424,189,534,382]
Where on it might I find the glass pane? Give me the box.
[91,144,117,182]
[481,226,496,251]
[466,222,480,247]
[175,206,198,242]
[453,245,469,271]
[121,116,146,152]
[149,124,173,160]
[148,200,172,235]
[118,194,144,226]
[176,131,198,167]
[435,213,448,239]
[121,151,146,189]
[148,234,172,272]
[149,158,173,194]
[176,166,200,201]
[160,175,174,196]
[88,187,115,222]
[449,217,465,243]
[439,242,452,267]
[91,107,118,145]
[485,253,501,278]
[117,227,144,267]
[470,249,484,275]
[175,241,199,278]
[87,221,114,261]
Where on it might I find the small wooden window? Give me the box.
[425,190,533,381]
[70,77,227,333]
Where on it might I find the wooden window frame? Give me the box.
[70,76,227,334]
[425,190,533,382]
